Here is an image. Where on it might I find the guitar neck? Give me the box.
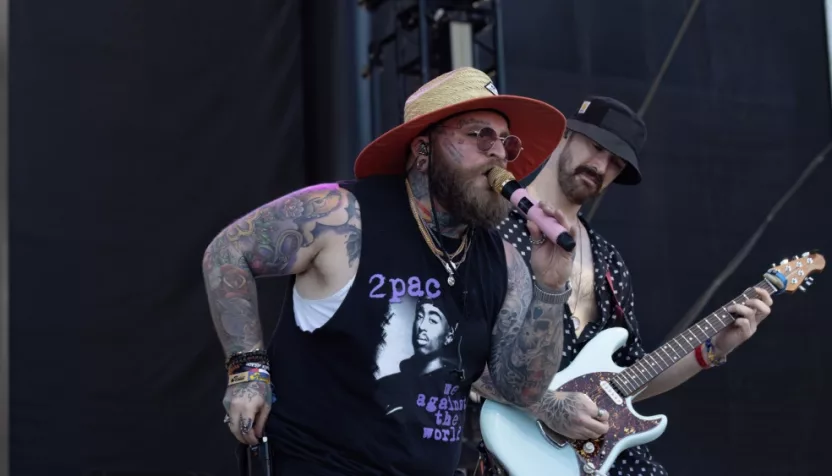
[611,278,778,398]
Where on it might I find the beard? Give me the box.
[557,148,604,205]
[429,153,511,229]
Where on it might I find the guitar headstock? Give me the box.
[768,251,825,293]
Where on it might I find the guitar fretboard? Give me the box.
[611,278,778,397]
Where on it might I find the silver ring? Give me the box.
[529,236,546,246]
[596,408,607,419]
[241,419,253,433]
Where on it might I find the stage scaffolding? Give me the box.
[360,0,507,138]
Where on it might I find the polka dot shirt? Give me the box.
[495,209,668,476]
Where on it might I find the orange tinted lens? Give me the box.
[504,135,522,162]
[476,127,498,152]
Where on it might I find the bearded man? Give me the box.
[202,67,579,475]
[471,96,773,476]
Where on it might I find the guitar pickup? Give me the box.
[600,381,624,405]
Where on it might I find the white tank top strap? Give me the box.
[292,277,355,332]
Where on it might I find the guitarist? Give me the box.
[469,96,773,475]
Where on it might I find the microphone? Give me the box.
[487,167,576,252]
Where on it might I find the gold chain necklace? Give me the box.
[406,180,467,258]
[405,179,471,286]
[423,217,467,260]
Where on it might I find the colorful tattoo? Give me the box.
[202,184,362,356]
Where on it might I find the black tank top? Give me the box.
[265,175,508,475]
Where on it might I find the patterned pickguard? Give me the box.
[555,372,661,470]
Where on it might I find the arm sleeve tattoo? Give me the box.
[473,368,582,431]
[201,183,362,356]
[487,242,565,407]
[472,366,509,404]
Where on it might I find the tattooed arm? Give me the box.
[473,367,609,440]
[203,183,362,444]
[202,183,362,356]
[486,241,568,408]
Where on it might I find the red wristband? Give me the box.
[694,344,710,369]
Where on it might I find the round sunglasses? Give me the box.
[468,127,523,162]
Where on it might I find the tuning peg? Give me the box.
[793,255,800,260]
[802,252,810,257]
[771,263,777,268]
[806,277,815,285]
[780,259,789,265]
[799,285,807,292]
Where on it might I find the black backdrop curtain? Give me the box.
[498,1,832,474]
[9,0,832,475]
[368,0,832,474]
[10,0,361,474]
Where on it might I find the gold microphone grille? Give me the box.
[486,167,516,193]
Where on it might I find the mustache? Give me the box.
[574,165,603,188]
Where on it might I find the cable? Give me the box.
[662,140,832,340]
[585,0,702,222]
[636,0,703,119]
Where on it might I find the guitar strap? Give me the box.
[603,265,643,341]
[604,267,626,320]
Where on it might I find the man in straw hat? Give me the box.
[202,66,578,475]
[469,96,773,475]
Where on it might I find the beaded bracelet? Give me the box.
[225,349,270,372]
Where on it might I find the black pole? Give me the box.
[493,0,507,91]
[301,0,359,182]
[418,0,430,83]
[355,4,372,149]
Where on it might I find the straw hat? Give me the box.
[354,67,566,181]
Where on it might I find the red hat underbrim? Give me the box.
[354,95,567,181]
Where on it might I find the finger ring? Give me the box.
[596,408,607,419]
[223,415,231,424]
[529,236,546,246]
[240,418,253,433]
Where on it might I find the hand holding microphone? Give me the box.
[488,167,577,291]
[487,167,576,251]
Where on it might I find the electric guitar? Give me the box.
[479,251,825,476]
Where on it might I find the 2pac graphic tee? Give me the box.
[265,175,508,475]
[374,294,466,437]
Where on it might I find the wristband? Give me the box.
[532,281,572,305]
[228,368,271,386]
[704,338,726,367]
[694,344,710,369]
[228,361,271,375]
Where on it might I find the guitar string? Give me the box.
[554,268,806,448]
[580,281,777,404]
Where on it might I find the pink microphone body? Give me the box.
[487,167,576,252]
[508,189,574,250]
